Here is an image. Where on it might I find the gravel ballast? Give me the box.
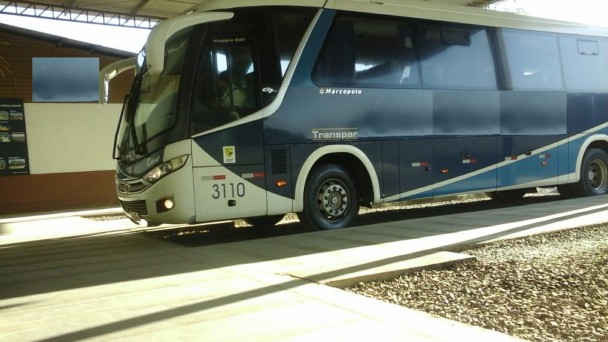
[346,224,608,342]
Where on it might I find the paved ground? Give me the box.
[1,195,607,341]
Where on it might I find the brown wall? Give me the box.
[0,170,118,215]
[0,27,134,215]
[0,27,135,104]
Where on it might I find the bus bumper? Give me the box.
[117,165,195,225]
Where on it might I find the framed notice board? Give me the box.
[0,98,29,175]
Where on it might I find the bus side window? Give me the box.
[314,12,420,88]
[353,25,420,88]
[497,29,563,91]
[314,18,356,85]
[273,10,317,78]
[560,36,608,92]
[419,24,497,90]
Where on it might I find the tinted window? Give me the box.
[560,36,608,91]
[418,24,497,90]
[314,13,420,88]
[498,29,563,90]
[274,11,317,76]
[190,8,315,135]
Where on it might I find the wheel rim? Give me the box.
[587,159,608,192]
[316,179,349,221]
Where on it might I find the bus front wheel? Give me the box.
[573,148,608,196]
[298,164,359,230]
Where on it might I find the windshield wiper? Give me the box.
[134,122,149,155]
[113,94,130,160]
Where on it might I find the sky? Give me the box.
[488,0,608,27]
[0,0,607,53]
[0,14,150,53]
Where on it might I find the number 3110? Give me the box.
[212,183,245,199]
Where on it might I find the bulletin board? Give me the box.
[0,98,29,175]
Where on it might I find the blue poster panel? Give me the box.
[32,58,99,103]
[0,98,29,175]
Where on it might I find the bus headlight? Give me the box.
[143,155,188,184]
[156,196,175,213]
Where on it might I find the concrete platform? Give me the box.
[1,195,607,341]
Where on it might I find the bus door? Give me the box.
[189,35,268,222]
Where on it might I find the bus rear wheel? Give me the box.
[573,148,608,196]
[297,164,359,230]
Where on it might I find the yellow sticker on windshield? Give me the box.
[223,146,235,164]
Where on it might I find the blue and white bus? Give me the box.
[114,0,608,230]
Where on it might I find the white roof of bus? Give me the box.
[194,0,608,37]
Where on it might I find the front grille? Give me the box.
[120,200,148,216]
[117,180,147,194]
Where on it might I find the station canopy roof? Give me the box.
[0,0,498,29]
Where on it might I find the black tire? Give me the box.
[297,164,359,230]
[572,148,608,196]
[243,215,284,228]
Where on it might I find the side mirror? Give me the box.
[99,57,137,104]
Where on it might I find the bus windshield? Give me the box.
[118,27,193,156]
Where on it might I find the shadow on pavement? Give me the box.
[151,195,562,247]
[26,196,608,342]
[2,194,608,341]
[0,195,564,301]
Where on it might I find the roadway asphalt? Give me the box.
[1,195,607,341]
